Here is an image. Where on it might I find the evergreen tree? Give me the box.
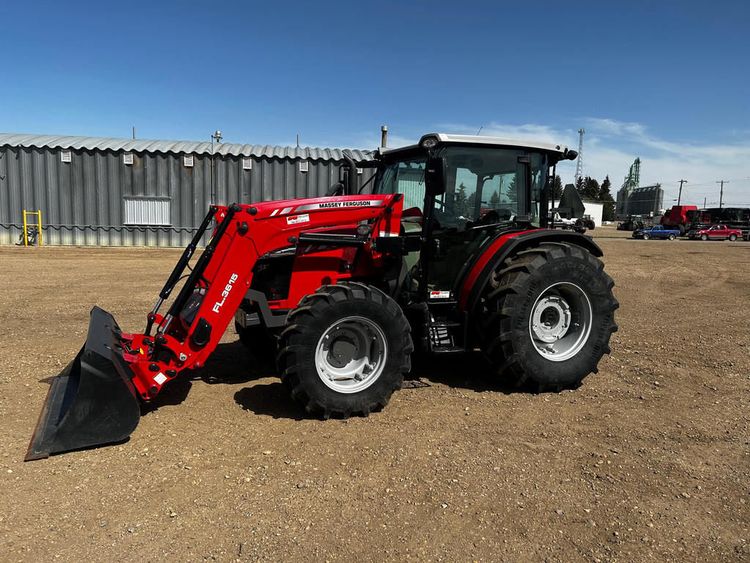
[489,191,500,209]
[575,176,584,196]
[580,176,600,201]
[598,175,616,221]
[504,176,518,204]
[466,191,477,218]
[455,182,468,217]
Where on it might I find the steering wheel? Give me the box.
[468,209,500,229]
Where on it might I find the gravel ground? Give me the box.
[0,227,748,562]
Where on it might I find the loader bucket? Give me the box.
[25,306,141,461]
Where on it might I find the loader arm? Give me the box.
[27,194,404,460]
[125,194,404,399]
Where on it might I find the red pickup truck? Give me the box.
[689,224,742,241]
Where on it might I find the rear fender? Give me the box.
[458,229,603,314]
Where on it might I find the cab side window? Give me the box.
[379,159,426,211]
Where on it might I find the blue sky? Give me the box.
[1,0,748,205]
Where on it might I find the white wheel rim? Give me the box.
[315,316,388,394]
[529,282,593,362]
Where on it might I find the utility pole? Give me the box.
[703,197,706,208]
[716,180,729,209]
[574,128,585,185]
[677,179,688,206]
[210,130,223,205]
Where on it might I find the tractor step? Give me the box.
[428,299,458,308]
[431,345,466,354]
[429,321,461,329]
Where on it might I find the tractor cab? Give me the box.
[370,133,577,299]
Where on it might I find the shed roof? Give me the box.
[0,133,375,161]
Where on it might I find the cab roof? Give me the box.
[379,132,570,158]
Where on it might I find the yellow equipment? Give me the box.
[21,209,43,246]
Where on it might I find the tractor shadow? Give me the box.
[233,383,306,420]
[231,354,542,421]
[409,353,522,394]
[142,340,273,415]
[144,343,554,419]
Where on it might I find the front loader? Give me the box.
[27,133,618,460]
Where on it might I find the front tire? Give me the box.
[480,243,618,391]
[701,234,708,241]
[277,282,413,418]
[668,234,676,240]
[643,233,650,240]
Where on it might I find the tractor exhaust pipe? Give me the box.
[342,150,358,195]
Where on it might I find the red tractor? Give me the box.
[27,134,618,460]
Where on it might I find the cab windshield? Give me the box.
[375,146,548,227]
[439,146,547,227]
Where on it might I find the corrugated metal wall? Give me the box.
[0,146,376,246]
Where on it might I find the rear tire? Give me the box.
[479,243,618,391]
[729,234,737,241]
[277,282,413,418]
[668,234,676,240]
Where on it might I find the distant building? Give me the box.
[614,157,662,218]
[616,184,663,219]
[0,133,374,246]
[581,200,604,227]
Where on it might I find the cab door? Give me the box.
[423,148,532,297]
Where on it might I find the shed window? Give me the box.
[242,157,253,170]
[299,160,309,173]
[124,198,171,226]
[123,153,134,165]
[183,155,194,168]
[60,150,72,163]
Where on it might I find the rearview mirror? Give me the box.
[425,156,446,196]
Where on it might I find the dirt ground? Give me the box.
[0,226,748,562]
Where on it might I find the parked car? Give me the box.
[632,225,680,240]
[689,224,742,241]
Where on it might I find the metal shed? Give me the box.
[0,133,375,246]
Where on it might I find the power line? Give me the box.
[654,176,749,188]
